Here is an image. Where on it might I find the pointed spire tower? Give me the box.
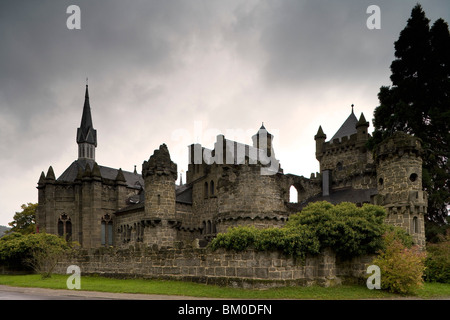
[76,82,97,162]
[252,122,274,158]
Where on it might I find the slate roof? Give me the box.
[329,111,358,142]
[287,187,378,212]
[175,184,193,204]
[115,183,193,215]
[76,85,97,146]
[57,159,144,189]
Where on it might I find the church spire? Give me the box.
[77,83,97,161]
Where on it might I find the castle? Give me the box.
[36,86,427,250]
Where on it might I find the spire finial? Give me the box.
[86,77,88,87]
[351,104,354,114]
[260,122,266,130]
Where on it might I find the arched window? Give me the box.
[413,217,419,233]
[289,185,298,203]
[210,180,215,196]
[58,213,72,241]
[204,181,209,199]
[207,220,212,234]
[202,221,206,235]
[101,214,113,246]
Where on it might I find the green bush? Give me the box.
[210,201,391,259]
[210,225,320,261]
[286,202,388,258]
[373,231,427,294]
[424,230,450,283]
[0,232,73,277]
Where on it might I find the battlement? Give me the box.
[374,131,422,162]
[142,143,178,179]
[373,190,428,207]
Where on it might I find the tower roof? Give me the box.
[329,108,358,142]
[252,122,273,139]
[76,85,97,146]
[356,112,369,128]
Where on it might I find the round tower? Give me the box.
[142,144,178,248]
[373,132,427,247]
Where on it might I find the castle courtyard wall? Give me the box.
[54,247,374,288]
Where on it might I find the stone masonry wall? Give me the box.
[54,247,373,288]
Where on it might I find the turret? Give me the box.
[373,132,427,247]
[115,168,128,211]
[142,144,178,248]
[252,123,274,159]
[356,112,369,145]
[45,166,56,182]
[314,126,326,161]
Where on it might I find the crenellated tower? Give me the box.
[373,132,427,247]
[142,144,179,248]
[313,106,376,196]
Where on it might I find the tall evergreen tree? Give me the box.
[370,4,450,224]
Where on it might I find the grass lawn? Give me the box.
[0,274,449,299]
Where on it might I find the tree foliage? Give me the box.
[0,232,74,278]
[424,229,450,283]
[369,4,450,224]
[7,203,37,235]
[210,201,403,260]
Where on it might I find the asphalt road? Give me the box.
[0,285,212,300]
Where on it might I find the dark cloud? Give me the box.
[0,0,449,225]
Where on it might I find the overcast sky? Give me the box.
[0,0,449,226]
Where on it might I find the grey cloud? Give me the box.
[0,0,449,226]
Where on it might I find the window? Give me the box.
[413,217,419,233]
[289,185,298,203]
[101,214,113,246]
[210,180,215,196]
[336,162,343,171]
[58,213,72,241]
[410,173,418,182]
[204,181,209,199]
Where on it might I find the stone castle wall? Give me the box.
[54,246,374,288]
[215,165,288,232]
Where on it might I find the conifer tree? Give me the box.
[370,4,450,224]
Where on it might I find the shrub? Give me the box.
[424,230,450,283]
[210,226,257,252]
[0,232,74,278]
[372,231,427,294]
[210,201,389,259]
[286,202,388,258]
[210,225,320,261]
